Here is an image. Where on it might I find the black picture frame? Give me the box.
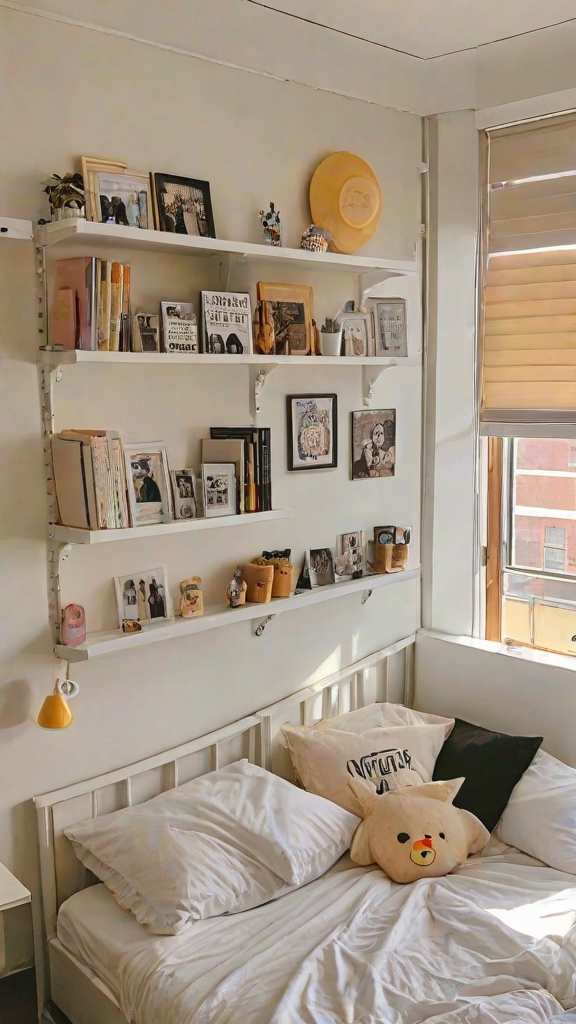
[286,393,338,472]
[152,173,216,239]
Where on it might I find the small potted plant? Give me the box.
[42,172,86,222]
[319,317,342,356]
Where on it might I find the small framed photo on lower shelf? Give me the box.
[115,566,171,629]
[125,442,172,527]
[202,463,236,517]
[308,547,335,587]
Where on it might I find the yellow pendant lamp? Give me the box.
[37,678,79,730]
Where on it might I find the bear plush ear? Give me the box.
[460,809,490,854]
[350,820,374,866]
[347,776,379,817]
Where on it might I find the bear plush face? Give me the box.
[349,777,490,884]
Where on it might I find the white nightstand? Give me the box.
[0,862,32,978]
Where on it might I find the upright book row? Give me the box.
[51,258,131,352]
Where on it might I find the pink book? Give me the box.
[50,257,97,350]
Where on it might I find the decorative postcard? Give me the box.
[160,302,198,354]
[171,469,197,520]
[202,462,236,517]
[335,531,364,579]
[287,394,338,471]
[132,313,160,353]
[153,173,216,238]
[367,298,407,357]
[351,409,396,480]
[114,566,171,629]
[340,313,372,357]
[124,442,172,526]
[308,548,335,587]
[257,281,313,355]
[201,291,252,354]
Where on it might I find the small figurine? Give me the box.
[226,567,247,608]
[300,224,330,252]
[122,619,142,634]
[260,202,281,246]
[61,603,86,648]
[180,577,203,618]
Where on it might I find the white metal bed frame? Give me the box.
[34,634,415,1024]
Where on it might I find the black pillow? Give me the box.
[432,718,543,833]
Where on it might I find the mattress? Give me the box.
[57,844,576,1023]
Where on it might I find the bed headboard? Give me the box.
[34,634,415,946]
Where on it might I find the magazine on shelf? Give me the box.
[201,291,252,354]
[160,302,198,354]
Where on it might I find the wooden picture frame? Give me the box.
[152,173,216,239]
[287,393,338,471]
[81,157,153,229]
[257,281,314,355]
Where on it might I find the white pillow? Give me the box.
[497,751,576,874]
[282,722,449,816]
[319,702,454,740]
[65,760,359,934]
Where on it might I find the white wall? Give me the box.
[422,110,478,635]
[416,632,576,766]
[0,3,422,902]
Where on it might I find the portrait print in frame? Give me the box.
[287,394,337,471]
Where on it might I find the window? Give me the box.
[487,438,576,655]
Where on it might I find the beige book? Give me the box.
[51,437,96,529]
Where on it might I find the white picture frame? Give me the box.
[202,462,236,517]
[114,565,171,628]
[367,297,407,357]
[124,441,172,527]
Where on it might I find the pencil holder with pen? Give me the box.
[367,526,411,574]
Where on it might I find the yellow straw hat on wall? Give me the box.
[309,152,382,255]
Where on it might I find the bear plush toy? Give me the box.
[349,776,490,883]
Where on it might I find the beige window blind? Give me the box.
[483,114,576,424]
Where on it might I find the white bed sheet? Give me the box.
[57,846,576,1024]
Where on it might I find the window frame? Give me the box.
[486,436,576,652]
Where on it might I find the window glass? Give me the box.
[512,439,576,577]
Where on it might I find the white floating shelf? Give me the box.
[39,349,421,368]
[56,568,420,662]
[50,508,294,545]
[36,220,418,277]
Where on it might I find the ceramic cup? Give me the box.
[319,331,342,356]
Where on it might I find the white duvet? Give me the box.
[109,844,576,1024]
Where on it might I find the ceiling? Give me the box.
[249,0,576,59]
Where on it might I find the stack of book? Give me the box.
[50,257,131,352]
[206,427,272,513]
[52,429,129,529]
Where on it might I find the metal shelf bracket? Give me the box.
[249,363,279,420]
[362,363,396,406]
[254,614,275,637]
[361,588,373,605]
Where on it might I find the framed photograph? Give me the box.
[308,548,335,587]
[202,463,236,517]
[80,157,127,221]
[351,409,396,480]
[153,173,216,238]
[339,313,372,357]
[367,298,407,357]
[257,281,313,355]
[287,394,338,471]
[114,566,171,628]
[84,161,153,229]
[124,442,172,526]
[335,531,364,579]
[132,314,160,353]
[160,303,198,354]
[171,469,197,520]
